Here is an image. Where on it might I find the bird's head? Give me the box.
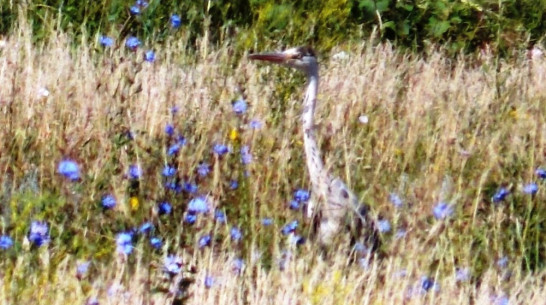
[249,46,317,75]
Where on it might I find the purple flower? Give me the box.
[536,168,546,179]
[289,200,300,210]
[229,180,239,190]
[213,143,229,156]
[188,196,210,214]
[58,159,80,181]
[162,165,176,177]
[230,227,243,241]
[214,210,226,223]
[377,219,391,233]
[493,187,510,203]
[199,234,211,248]
[249,119,263,129]
[281,220,298,235]
[185,213,197,224]
[125,36,141,50]
[433,202,454,220]
[136,0,148,7]
[101,194,116,210]
[197,162,210,177]
[150,237,162,249]
[389,192,403,208]
[163,254,182,275]
[139,222,154,234]
[144,50,155,62]
[158,202,172,215]
[420,276,439,293]
[240,145,252,165]
[128,164,142,179]
[232,99,247,114]
[0,235,13,250]
[129,5,140,15]
[293,189,310,202]
[204,275,214,288]
[29,221,49,247]
[497,256,509,268]
[183,182,198,194]
[99,35,114,47]
[167,143,181,156]
[165,124,175,136]
[262,218,273,226]
[232,258,244,274]
[116,232,133,255]
[522,183,538,195]
[455,267,470,282]
[170,14,182,28]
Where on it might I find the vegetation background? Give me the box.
[0,0,545,304]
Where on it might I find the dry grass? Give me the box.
[0,23,545,305]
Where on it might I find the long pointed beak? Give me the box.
[248,52,289,63]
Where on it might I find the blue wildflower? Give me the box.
[536,168,546,179]
[116,232,133,255]
[229,180,239,190]
[165,181,181,192]
[136,0,148,7]
[389,193,403,208]
[213,143,229,156]
[167,143,181,156]
[128,164,142,179]
[522,183,538,195]
[165,124,175,136]
[58,159,80,181]
[281,220,298,235]
[125,36,141,50]
[185,213,197,224]
[171,106,179,114]
[158,202,172,215]
[28,221,49,247]
[139,222,154,234]
[230,227,243,241]
[162,165,176,177]
[183,182,198,194]
[420,276,439,293]
[293,189,310,202]
[249,119,263,129]
[352,242,368,254]
[149,237,162,249]
[144,50,155,62]
[377,219,391,233]
[163,254,182,275]
[204,275,214,288]
[188,196,210,214]
[493,295,509,305]
[493,187,510,203]
[433,202,454,220]
[197,162,210,177]
[262,218,273,226]
[289,200,300,210]
[101,194,116,210]
[0,235,13,250]
[99,35,114,47]
[214,210,226,223]
[129,5,140,15]
[290,234,306,245]
[198,234,211,248]
[177,135,187,145]
[170,14,182,28]
[232,99,247,114]
[240,145,252,165]
[76,261,90,278]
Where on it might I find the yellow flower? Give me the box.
[130,197,139,211]
[229,128,239,141]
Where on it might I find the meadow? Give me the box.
[0,21,545,305]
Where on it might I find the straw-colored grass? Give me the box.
[0,22,545,305]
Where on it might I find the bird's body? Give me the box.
[249,47,378,247]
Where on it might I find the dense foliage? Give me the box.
[0,0,544,55]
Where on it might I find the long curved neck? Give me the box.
[302,67,327,193]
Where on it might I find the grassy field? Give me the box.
[0,22,545,305]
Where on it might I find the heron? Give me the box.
[249,47,379,249]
